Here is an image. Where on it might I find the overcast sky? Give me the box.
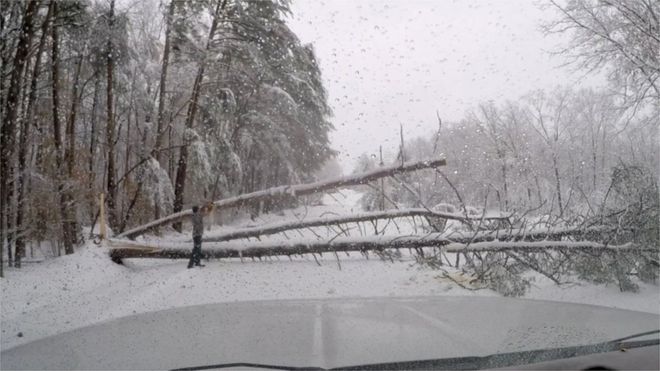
[286,0,603,172]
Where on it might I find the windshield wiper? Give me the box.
[171,362,323,371]
[171,330,660,371]
[608,329,659,343]
[333,330,660,370]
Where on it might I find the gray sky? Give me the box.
[286,0,602,171]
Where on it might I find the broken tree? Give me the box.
[108,224,635,259]
[118,157,447,239]
[108,226,653,260]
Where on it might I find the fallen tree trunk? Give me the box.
[117,157,447,239]
[199,208,508,243]
[186,221,612,246]
[458,225,619,244]
[109,229,652,260]
[109,240,649,260]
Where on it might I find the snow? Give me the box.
[138,158,175,210]
[2,189,658,351]
[261,84,298,110]
[117,156,447,239]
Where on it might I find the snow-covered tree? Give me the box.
[545,0,660,105]
[0,0,336,266]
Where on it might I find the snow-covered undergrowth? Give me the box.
[2,190,659,351]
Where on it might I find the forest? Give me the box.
[0,0,658,288]
[1,0,335,273]
[349,0,659,293]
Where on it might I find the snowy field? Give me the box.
[2,190,659,351]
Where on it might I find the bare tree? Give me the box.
[1,0,39,274]
[525,89,572,216]
[15,0,54,267]
[470,104,512,211]
[545,0,660,104]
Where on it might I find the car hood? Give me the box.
[2,296,658,370]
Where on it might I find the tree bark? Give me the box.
[153,0,175,165]
[88,72,101,221]
[61,53,84,252]
[119,157,447,239]
[105,0,118,229]
[501,158,509,211]
[119,75,136,230]
[118,80,138,233]
[109,234,650,260]
[65,55,83,184]
[552,154,564,216]
[50,1,75,257]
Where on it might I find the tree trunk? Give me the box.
[168,125,174,179]
[7,56,35,267]
[591,124,597,191]
[172,0,226,232]
[120,77,135,229]
[501,159,509,211]
[65,55,83,183]
[88,72,100,222]
[50,1,75,257]
[2,0,39,271]
[153,0,175,165]
[61,53,84,252]
[15,0,53,266]
[552,154,564,216]
[105,0,118,230]
[109,233,649,260]
[118,81,137,233]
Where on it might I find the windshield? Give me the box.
[1,0,658,369]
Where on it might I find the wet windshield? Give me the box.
[1,0,658,368]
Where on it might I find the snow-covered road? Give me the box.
[2,190,658,350]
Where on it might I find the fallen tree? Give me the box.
[197,208,509,243]
[109,220,657,297]
[188,215,611,245]
[106,154,658,298]
[117,157,447,239]
[108,226,650,260]
[109,237,651,260]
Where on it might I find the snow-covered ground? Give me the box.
[2,190,659,351]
